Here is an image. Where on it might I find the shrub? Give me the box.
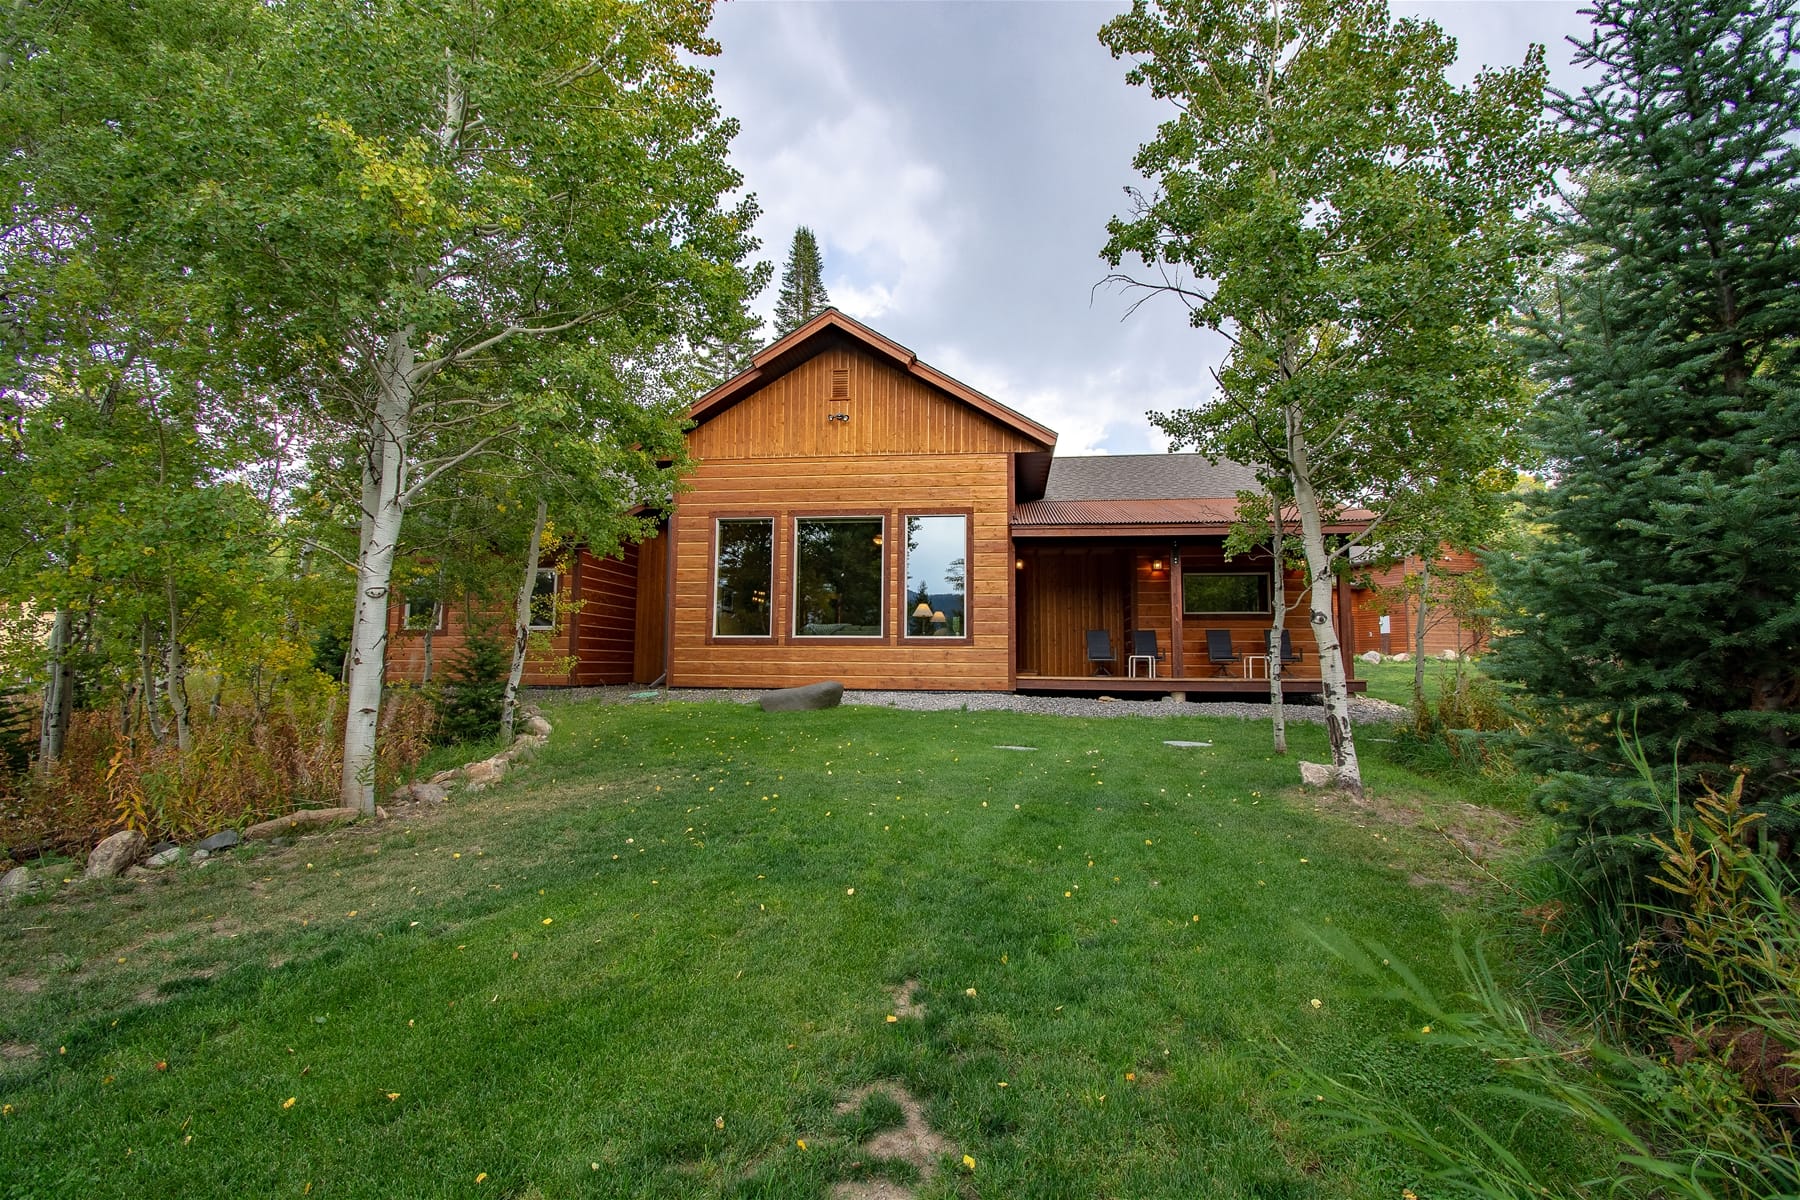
[433,631,508,747]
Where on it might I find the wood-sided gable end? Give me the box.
[669,308,1057,691]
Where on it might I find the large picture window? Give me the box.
[903,515,968,638]
[1183,572,1270,614]
[714,519,773,637]
[794,516,884,637]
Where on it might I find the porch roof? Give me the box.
[1011,497,1375,538]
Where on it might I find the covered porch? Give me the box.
[1009,537,1365,698]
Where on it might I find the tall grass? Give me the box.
[1301,759,1800,1200]
[0,685,434,865]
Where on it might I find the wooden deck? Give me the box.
[1015,674,1366,697]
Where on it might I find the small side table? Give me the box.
[1242,654,1268,680]
[1128,654,1157,679]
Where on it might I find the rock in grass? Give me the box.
[522,714,552,737]
[428,768,461,785]
[146,847,182,869]
[463,758,507,789]
[195,830,241,853]
[1298,761,1338,789]
[758,681,844,712]
[390,781,449,805]
[85,830,147,879]
[1,866,31,896]
[1360,651,1383,665]
[244,807,359,840]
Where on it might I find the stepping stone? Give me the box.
[1163,740,1213,748]
[993,745,1037,751]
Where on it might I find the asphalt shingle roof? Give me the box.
[1040,453,1264,501]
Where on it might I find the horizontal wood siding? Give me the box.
[386,576,576,687]
[690,347,1044,460]
[634,529,668,684]
[571,544,639,686]
[1351,548,1487,657]
[670,452,1014,691]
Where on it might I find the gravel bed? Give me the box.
[535,685,1409,726]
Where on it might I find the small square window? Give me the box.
[529,569,558,631]
[403,595,442,631]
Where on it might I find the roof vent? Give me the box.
[830,368,849,400]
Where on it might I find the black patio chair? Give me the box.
[1086,629,1116,676]
[1205,629,1242,676]
[1129,630,1165,677]
[1271,629,1303,666]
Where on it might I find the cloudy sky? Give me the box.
[706,1,1598,455]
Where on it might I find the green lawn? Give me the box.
[0,701,1598,1198]
[1356,656,1474,710]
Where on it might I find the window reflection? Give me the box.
[795,517,884,636]
[904,515,967,637]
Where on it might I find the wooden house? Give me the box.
[386,309,1366,697]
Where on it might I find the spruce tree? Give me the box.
[1489,0,1800,891]
[772,226,831,336]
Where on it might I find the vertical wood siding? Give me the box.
[689,347,1045,460]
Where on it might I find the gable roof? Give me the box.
[688,308,1057,451]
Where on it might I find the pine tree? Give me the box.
[772,227,831,336]
[1489,0,1800,891]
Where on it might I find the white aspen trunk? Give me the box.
[164,575,193,754]
[1413,557,1431,706]
[500,497,548,743]
[37,607,73,767]
[1285,403,1362,794]
[340,328,416,814]
[139,618,168,745]
[1267,512,1287,755]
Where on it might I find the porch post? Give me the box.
[1167,541,1184,677]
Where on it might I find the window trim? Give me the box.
[1181,571,1272,616]
[791,513,887,640]
[711,515,776,640]
[529,568,559,632]
[899,509,973,641]
[401,596,443,633]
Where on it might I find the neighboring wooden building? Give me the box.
[1350,548,1490,659]
[385,309,1367,697]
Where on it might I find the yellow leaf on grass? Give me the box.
[885,1014,898,1023]
[282,1097,296,1110]
[542,918,553,925]
[475,1172,487,1183]
[796,1139,807,1150]
[963,1154,976,1171]
[386,1093,400,1101]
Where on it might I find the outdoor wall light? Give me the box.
[1152,558,1165,571]
[1014,558,1025,570]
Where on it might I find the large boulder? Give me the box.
[758,681,845,713]
[522,714,552,738]
[1298,761,1338,789]
[244,807,359,840]
[1359,651,1382,666]
[85,829,147,879]
[1,866,32,896]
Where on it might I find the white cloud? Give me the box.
[712,6,961,326]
